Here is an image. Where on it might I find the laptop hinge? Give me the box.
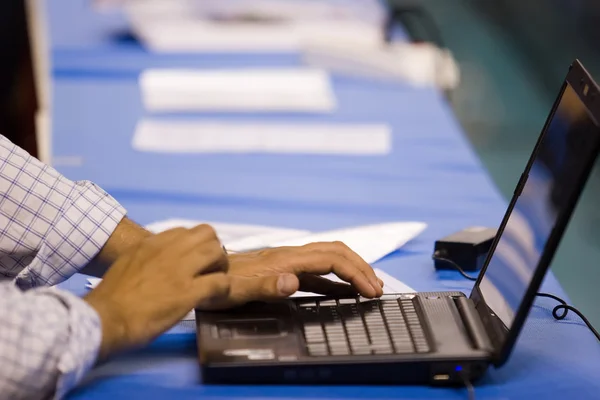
[472,295,508,359]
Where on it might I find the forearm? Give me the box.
[1,134,132,288]
[0,283,101,400]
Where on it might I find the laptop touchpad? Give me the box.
[218,318,285,339]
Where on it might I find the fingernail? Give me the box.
[370,283,380,296]
[277,274,297,296]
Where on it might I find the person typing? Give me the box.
[0,134,383,399]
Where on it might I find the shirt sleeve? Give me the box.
[0,135,127,289]
[0,282,101,400]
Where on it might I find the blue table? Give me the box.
[47,1,600,399]
[57,197,600,400]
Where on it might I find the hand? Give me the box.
[84,225,230,360]
[223,242,384,305]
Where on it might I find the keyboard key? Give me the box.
[308,343,328,356]
[352,347,372,355]
[304,326,325,343]
[320,300,337,307]
[372,344,393,354]
[330,344,351,356]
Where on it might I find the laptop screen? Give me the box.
[479,82,598,329]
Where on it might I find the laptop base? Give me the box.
[196,292,492,386]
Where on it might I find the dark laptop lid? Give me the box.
[469,60,600,367]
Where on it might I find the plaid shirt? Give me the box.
[0,135,127,399]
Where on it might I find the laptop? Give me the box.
[195,59,600,385]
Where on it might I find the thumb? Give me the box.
[228,274,300,306]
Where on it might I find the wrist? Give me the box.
[83,218,152,278]
[97,217,153,263]
[84,293,128,360]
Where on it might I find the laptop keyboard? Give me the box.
[298,297,430,357]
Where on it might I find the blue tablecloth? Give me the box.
[57,196,600,400]
[46,1,600,399]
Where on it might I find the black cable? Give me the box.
[535,292,569,318]
[432,251,600,341]
[537,292,600,341]
[461,374,476,400]
[432,252,478,281]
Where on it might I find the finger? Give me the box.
[378,277,384,287]
[183,224,228,273]
[324,241,383,296]
[298,274,358,297]
[177,240,229,276]
[188,223,220,241]
[206,274,300,310]
[166,224,220,256]
[288,247,377,298]
[191,272,232,309]
[152,225,227,275]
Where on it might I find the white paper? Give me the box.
[132,120,392,155]
[303,41,460,90]
[129,20,383,53]
[270,222,427,265]
[138,68,336,113]
[125,0,385,53]
[145,218,310,248]
[290,268,415,298]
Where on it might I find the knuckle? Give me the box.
[211,273,232,294]
[302,242,321,251]
[332,240,350,251]
[197,224,219,240]
[160,227,188,239]
[207,241,225,259]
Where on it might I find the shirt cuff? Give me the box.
[38,288,102,399]
[16,181,127,289]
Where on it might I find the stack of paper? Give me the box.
[132,120,392,155]
[139,68,337,113]
[124,0,386,53]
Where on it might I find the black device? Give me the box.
[195,60,600,386]
[433,227,497,272]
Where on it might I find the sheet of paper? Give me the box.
[85,267,414,321]
[138,68,336,113]
[125,0,385,53]
[145,218,310,247]
[290,268,415,298]
[132,120,391,155]
[129,20,383,53]
[270,222,427,265]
